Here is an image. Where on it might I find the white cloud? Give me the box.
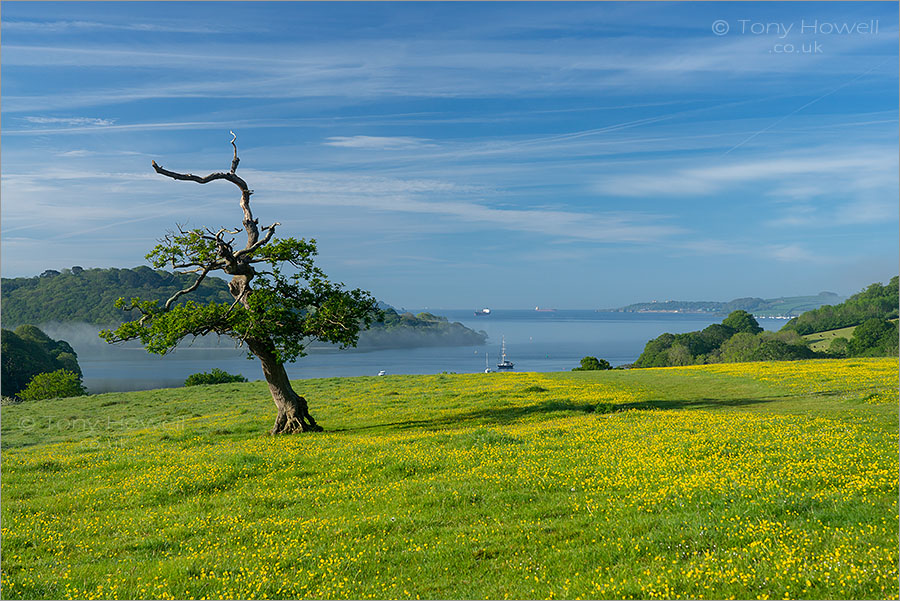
[324,136,435,150]
[23,116,115,126]
[599,147,896,198]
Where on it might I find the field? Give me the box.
[1,358,897,599]
[804,320,899,352]
[804,325,858,352]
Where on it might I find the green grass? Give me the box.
[804,325,858,351]
[1,360,897,599]
[802,319,898,351]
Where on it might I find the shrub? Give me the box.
[184,368,248,387]
[721,310,763,334]
[572,356,612,371]
[848,318,899,357]
[19,369,87,401]
[828,337,850,358]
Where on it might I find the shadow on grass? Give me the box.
[332,395,781,433]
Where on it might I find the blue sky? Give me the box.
[2,2,897,309]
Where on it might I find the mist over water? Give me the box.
[36,313,786,394]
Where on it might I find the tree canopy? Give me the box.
[634,310,813,368]
[721,310,763,335]
[572,356,612,371]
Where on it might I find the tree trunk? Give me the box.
[248,339,322,435]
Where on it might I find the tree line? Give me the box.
[781,276,898,335]
[633,277,899,368]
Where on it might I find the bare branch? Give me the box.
[235,222,280,259]
[230,130,240,173]
[152,132,260,252]
[164,264,214,311]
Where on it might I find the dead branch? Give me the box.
[152,132,260,252]
[235,222,280,259]
[164,264,214,311]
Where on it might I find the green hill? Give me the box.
[0,267,486,348]
[0,325,83,398]
[1,359,896,599]
[1,266,234,326]
[781,276,899,335]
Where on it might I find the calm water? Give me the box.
[69,311,786,393]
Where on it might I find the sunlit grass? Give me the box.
[1,359,897,599]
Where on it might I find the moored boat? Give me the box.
[497,336,514,370]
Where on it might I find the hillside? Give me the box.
[608,291,843,316]
[781,276,899,335]
[2,360,896,599]
[0,267,486,348]
[0,325,83,398]
[803,324,859,352]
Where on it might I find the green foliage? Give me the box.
[827,336,850,358]
[101,238,379,365]
[184,368,248,387]
[748,338,816,362]
[1,326,83,398]
[635,312,812,368]
[572,356,611,371]
[700,323,737,348]
[1,266,233,326]
[18,369,87,401]
[847,318,899,357]
[782,276,899,335]
[634,333,676,368]
[721,310,763,334]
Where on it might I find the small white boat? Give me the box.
[497,336,514,370]
[377,370,386,376]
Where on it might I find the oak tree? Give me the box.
[101,135,378,434]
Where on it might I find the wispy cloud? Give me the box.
[249,169,686,243]
[3,19,229,34]
[599,146,897,198]
[324,136,435,150]
[23,116,115,126]
[765,243,824,263]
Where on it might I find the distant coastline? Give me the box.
[605,291,844,318]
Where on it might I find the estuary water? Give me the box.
[62,311,787,394]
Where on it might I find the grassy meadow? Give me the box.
[803,326,858,352]
[1,358,898,599]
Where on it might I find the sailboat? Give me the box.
[484,351,492,373]
[497,336,514,370]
